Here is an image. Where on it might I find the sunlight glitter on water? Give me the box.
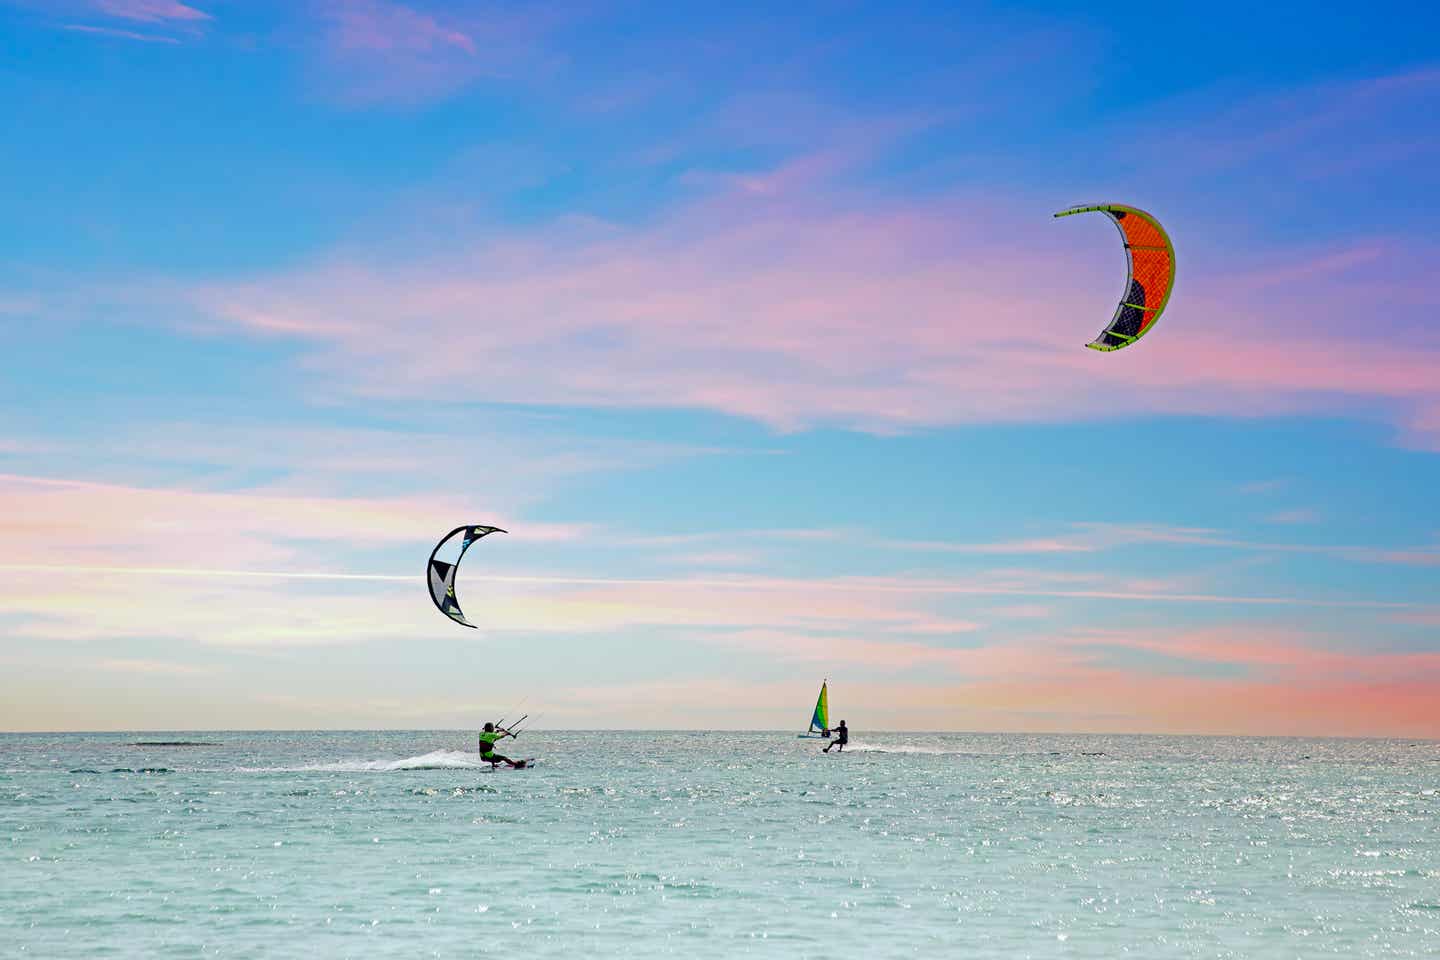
[3,731,1438,958]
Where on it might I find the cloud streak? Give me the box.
[62,23,181,43]
[0,562,1417,611]
[189,166,1440,443]
[307,0,563,106]
[92,0,209,22]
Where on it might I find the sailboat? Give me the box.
[796,679,832,739]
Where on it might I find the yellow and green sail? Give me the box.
[809,680,829,734]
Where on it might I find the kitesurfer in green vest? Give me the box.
[822,719,848,753]
[477,722,521,767]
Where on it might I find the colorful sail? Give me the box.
[809,680,829,734]
[1054,203,1176,352]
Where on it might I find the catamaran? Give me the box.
[797,679,832,739]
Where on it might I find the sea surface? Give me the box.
[3,731,1438,958]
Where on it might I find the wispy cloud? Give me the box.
[710,627,1048,675]
[1390,610,1440,627]
[186,162,1440,443]
[320,0,473,56]
[1238,479,1288,495]
[1264,508,1319,525]
[92,0,209,23]
[550,624,1440,736]
[986,604,1053,620]
[1402,400,1440,452]
[1057,625,1440,691]
[0,471,585,576]
[0,562,1416,611]
[62,23,180,43]
[1138,66,1440,184]
[94,657,216,676]
[308,0,562,107]
[874,535,1097,555]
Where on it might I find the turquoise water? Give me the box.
[4,731,1439,957]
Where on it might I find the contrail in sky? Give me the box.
[0,564,1419,610]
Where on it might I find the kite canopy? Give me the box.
[427,524,505,628]
[1055,203,1175,352]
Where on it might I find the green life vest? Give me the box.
[478,731,502,755]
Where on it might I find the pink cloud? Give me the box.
[53,418,716,506]
[63,23,180,43]
[713,628,1061,677]
[0,567,416,647]
[548,626,1440,736]
[460,567,1415,613]
[1137,66,1440,183]
[95,658,216,675]
[925,621,1440,736]
[1074,522,1440,568]
[963,669,1440,738]
[1263,509,1320,525]
[4,562,1418,694]
[3,536,1433,734]
[1390,610,1440,626]
[93,0,209,22]
[1057,625,1440,688]
[986,604,1053,619]
[189,169,1440,444]
[466,577,988,637]
[0,471,583,573]
[670,550,765,567]
[309,0,562,106]
[875,535,1097,555]
[1402,401,1440,452]
[1350,548,1440,567]
[323,0,474,56]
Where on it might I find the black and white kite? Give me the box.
[427,524,506,628]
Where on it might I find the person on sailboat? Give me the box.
[823,720,848,753]
[478,722,521,768]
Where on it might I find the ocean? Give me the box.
[3,731,1438,958]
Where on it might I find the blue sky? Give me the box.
[1,0,1437,734]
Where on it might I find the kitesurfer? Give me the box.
[822,720,848,753]
[478,722,521,768]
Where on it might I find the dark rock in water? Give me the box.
[130,741,218,746]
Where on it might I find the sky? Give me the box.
[1,0,1437,736]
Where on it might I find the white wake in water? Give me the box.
[243,749,494,773]
[843,741,1111,758]
[315,749,493,772]
[843,742,962,755]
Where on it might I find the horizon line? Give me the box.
[2,727,1436,742]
